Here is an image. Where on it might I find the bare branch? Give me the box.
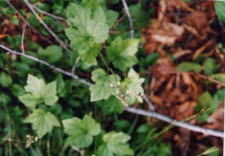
[125,107,223,138]
[71,146,83,155]
[120,0,156,112]
[21,23,27,53]
[0,45,223,138]
[32,4,66,21]
[0,45,91,86]
[24,0,71,53]
[195,73,225,88]
[142,94,155,110]
[5,0,52,44]
[121,0,134,38]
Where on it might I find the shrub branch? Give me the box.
[0,44,223,138]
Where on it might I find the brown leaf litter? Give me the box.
[142,0,224,155]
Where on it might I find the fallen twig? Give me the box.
[142,94,155,110]
[125,107,223,138]
[32,4,66,21]
[0,45,91,86]
[21,23,27,53]
[121,0,134,38]
[0,44,223,138]
[193,73,225,88]
[24,0,71,53]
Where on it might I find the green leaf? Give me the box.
[182,0,192,2]
[97,131,134,156]
[81,0,105,8]
[103,131,131,143]
[66,4,109,65]
[176,62,202,72]
[129,4,151,29]
[24,74,46,99]
[90,69,120,101]
[105,10,119,28]
[203,58,217,75]
[80,43,101,65]
[122,68,144,103]
[24,109,60,138]
[198,92,212,106]
[97,96,124,114]
[215,1,225,23]
[65,27,95,55]
[97,145,114,156]
[29,14,40,27]
[42,81,58,106]
[66,4,109,43]
[210,74,225,83]
[39,45,63,63]
[21,74,58,107]
[19,94,40,108]
[62,115,101,148]
[0,72,12,87]
[107,37,139,71]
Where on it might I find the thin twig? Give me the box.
[195,73,225,88]
[121,0,154,110]
[21,23,27,53]
[5,0,52,44]
[0,45,91,86]
[142,94,155,110]
[71,146,83,155]
[0,45,223,138]
[71,56,80,74]
[125,107,223,138]
[24,0,71,53]
[111,13,127,30]
[32,4,66,21]
[121,0,134,38]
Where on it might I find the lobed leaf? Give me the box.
[24,109,60,138]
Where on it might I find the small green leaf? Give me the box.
[80,44,101,65]
[198,92,212,106]
[177,62,202,72]
[29,14,40,27]
[103,131,131,143]
[210,74,225,83]
[107,37,139,71]
[97,131,134,156]
[39,45,63,63]
[65,27,94,54]
[90,69,120,101]
[56,74,65,97]
[182,0,192,2]
[203,58,217,75]
[21,75,58,107]
[137,124,151,133]
[66,3,109,44]
[66,4,109,65]
[24,74,46,99]
[42,81,58,106]
[81,0,105,8]
[63,115,101,148]
[0,72,13,87]
[105,10,119,28]
[97,96,124,114]
[122,68,144,103]
[200,146,219,156]
[24,109,60,138]
[215,1,225,23]
[19,94,40,108]
[97,145,114,156]
[129,4,151,29]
